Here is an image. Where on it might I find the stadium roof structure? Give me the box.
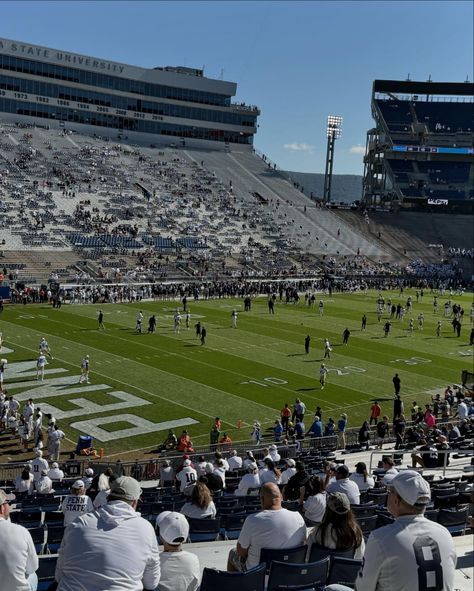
[373,79,474,97]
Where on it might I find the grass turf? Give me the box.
[1,289,472,461]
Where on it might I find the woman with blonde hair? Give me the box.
[180,482,216,519]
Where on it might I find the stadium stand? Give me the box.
[364,80,474,213]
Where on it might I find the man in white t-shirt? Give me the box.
[0,488,39,591]
[354,470,457,591]
[227,482,306,571]
[326,464,360,504]
[175,459,197,493]
[156,511,200,591]
[227,450,243,471]
[61,480,94,527]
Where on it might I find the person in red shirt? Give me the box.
[280,404,291,433]
[177,430,194,453]
[369,401,381,425]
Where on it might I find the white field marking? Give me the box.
[5,317,368,407]
[5,335,277,425]
[6,312,441,404]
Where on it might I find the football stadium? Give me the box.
[0,19,473,591]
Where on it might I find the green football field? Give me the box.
[1,289,472,461]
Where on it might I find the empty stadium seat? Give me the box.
[267,557,330,591]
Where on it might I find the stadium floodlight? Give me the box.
[326,115,343,139]
[323,115,343,204]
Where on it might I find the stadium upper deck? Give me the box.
[0,38,259,146]
[363,80,474,213]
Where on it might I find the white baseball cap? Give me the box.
[390,470,431,506]
[156,511,189,545]
[85,468,94,476]
[183,459,191,467]
[72,480,85,489]
[285,458,296,467]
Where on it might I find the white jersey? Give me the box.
[176,467,197,492]
[355,515,457,591]
[37,354,47,367]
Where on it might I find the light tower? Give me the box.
[323,115,343,204]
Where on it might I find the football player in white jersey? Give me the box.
[39,337,53,359]
[354,470,456,591]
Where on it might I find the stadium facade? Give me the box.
[0,38,259,146]
[363,80,474,213]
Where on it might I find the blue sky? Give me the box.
[2,1,472,174]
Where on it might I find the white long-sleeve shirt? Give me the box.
[56,500,160,591]
[0,517,39,591]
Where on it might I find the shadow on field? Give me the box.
[287,353,305,357]
[303,359,319,363]
[296,387,317,392]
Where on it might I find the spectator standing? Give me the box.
[358,420,371,450]
[355,471,456,591]
[369,401,381,425]
[376,416,390,449]
[56,476,160,591]
[337,414,347,449]
[393,414,406,450]
[227,483,306,572]
[393,394,404,421]
[0,488,39,591]
[155,511,200,591]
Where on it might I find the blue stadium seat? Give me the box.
[327,557,363,588]
[200,563,266,591]
[260,545,308,573]
[267,557,330,591]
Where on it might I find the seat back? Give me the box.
[200,563,266,591]
[356,514,378,537]
[260,545,308,572]
[37,555,58,580]
[186,517,220,542]
[221,513,247,540]
[267,558,330,591]
[351,504,376,518]
[327,557,363,587]
[437,507,468,534]
[308,543,355,563]
[46,525,65,552]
